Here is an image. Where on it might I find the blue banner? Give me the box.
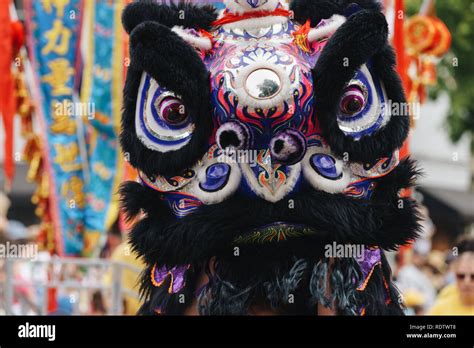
[80,0,125,256]
[25,0,85,255]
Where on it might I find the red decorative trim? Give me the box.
[292,20,312,53]
[212,8,290,27]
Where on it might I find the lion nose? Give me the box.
[216,120,252,151]
[270,129,307,165]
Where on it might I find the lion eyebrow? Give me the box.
[122,0,218,34]
[172,26,213,52]
[307,14,346,43]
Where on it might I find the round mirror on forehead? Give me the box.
[245,68,282,100]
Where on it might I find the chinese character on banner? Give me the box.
[25,0,85,255]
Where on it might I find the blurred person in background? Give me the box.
[396,249,436,314]
[403,289,427,315]
[0,191,10,231]
[395,205,437,314]
[90,290,107,315]
[425,250,449,292]
[0,191,32,241]
[100,219,123,259]
[0,191,44,314]
[429,236,474,315]
[102,216,145,315]
[0,192,7,314]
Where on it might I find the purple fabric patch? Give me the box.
[357,247,381,290]
[152,264,189,294]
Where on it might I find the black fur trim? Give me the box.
[310,257,363,315]
[372,157,422,202]
[309,259,331,307]
[122,0,218,34]
[263,259,309,311]
[312,10,410,162]
[126,184,421,267]
[330,257,363,315]
[198,273,254,315]
[380,251,405,315]
[119,181,162,222]
[197,256,315,315]
[121,22,212,177]
[137,251,403,315]
[290,0,382,26]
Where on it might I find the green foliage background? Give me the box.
[406,0,474,150]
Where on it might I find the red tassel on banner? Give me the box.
[394,0,408,91]
[0,0,16,189]
[391,0,412,201]
[392,0,411,167]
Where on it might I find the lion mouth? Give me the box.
[123,160,419,266]
[233,222,317,245]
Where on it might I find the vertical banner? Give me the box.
[80,0,125,256]
[25,0,85,255]
[0,0,15,189]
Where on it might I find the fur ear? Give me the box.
[314,9,388,80]
[290,0,382,26]
[122,0,218,34]
[121,21,213,177]
[313,9,410,163]
[129,21,208,109]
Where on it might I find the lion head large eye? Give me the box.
[335,65,390,140]
[155,95,189,126]
[121,18,213,178]
[312,9,410,164]
[135,73,195,153]
[339,83,367,115]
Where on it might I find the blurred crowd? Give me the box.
[0,191,143,316]
[394,206,474,315]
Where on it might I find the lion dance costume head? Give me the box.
[120,0,421,315]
